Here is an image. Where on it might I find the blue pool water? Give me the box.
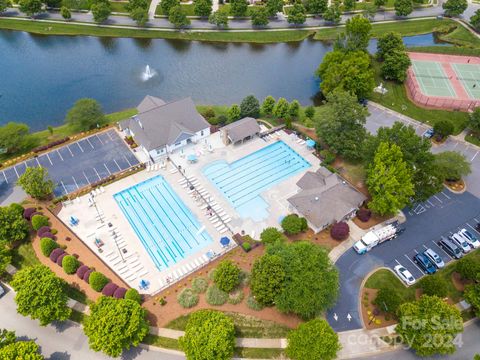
[114,175,212,271]
[203,141,310,221]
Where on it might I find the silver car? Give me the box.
[457,229,480,249]
[424,248,445,269]
[450,233,471,253]
[394,265,416,286]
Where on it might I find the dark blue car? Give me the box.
[413,253,437,274]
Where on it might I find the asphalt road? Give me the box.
[0,288,185,360]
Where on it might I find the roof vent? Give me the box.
[314,196,319,201]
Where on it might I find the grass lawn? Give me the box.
[11,242,41,270]
[155,3,195,16]
[167,312,292,338]
[142,334,180,350]
[439,24,480,48]
[465,133,480,147]
[69,309,89,323]
[234,348,284,358]
[109,1,129,13]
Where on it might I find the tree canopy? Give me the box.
[394,0,413,16]
[470,9,480,31]
[213,260,241,293]
[442,0,467,16]
[65,98,106,131]
[286,319,341,360]
[281,214,307,235]
[251,6,269,26]
[260,227,285,245]
[315,89,368,162]
[464,283,480,318]
[84,296,149,357]
[17,166,54,200]
[160,0,178,14]
[266,0,283,16]
[18,0,43,16]
[208,9,229,27]
[434,151,472,182]
[316,50,375,99]
[322,2,341,24]
[227,104,241,123]
[469,107,480,133]
[287,3,306,25]
[0,203,29,245]
[168,5,190,27]
[0,329,16,349]
[0,0,11,13]
[91,1,111,22]
[0,246,11,275]
[381,49,411,82]
[0,122,32,155]
[251,254,285,306]
[366,142,414,216]
[193,0,212,17]
[261,96,276,116]
[230,0,248,16]
[11,265,71,326]
[377,31,405,60]
[130,6,148,25]
[0,340,44,360]
[396,295,463,356]
[240,95,260,118]
[336,15,372,52]
[179,310,235,360]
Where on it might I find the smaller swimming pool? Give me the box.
[203,141,310,221]
[114,175,212,271]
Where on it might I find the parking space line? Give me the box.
[434,195,443,203]
[113,159,122,171]
[83,171,91,184]
[404,254,425,274]
[2,171,8,183]
[104,163,112,175]
[77,142,84,153]
[72,176,80,190]
[107,130,115,141]
[93,168,101,181]
[60,181,68,196]
[413,249,419,254]
[453,142,459,149]
[67,145,74,157]
[442,191,451,199]
[46,153,53,166]
[467,223,480,235]
[86,138,94,149]
[35,157,41,167]
[13,166,19,179]
[96,134,104,145]
[427,200,434,207]
[123,155,132,167]
[57,149,64,161]
[394,259,401,266]
[472,151,479,162]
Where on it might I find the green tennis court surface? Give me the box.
[452,63,480,99]
[411,60,456,97]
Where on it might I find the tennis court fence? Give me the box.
[406,69,480,111]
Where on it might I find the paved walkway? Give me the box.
[148,0,160,19]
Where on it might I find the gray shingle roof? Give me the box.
[221,117,260,143]
[123,97,210,151]
[137,95,165,113]
[287,169,366,230]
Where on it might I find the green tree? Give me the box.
[374,0,386,6]
[381,49,411,82]
[240,95,260,118]
[304,106,315,119]
[179,310,235,360]
[125,288,142,303]
[227,104,241,123]
[469,107,480,133]
[366,142,414,216]
[168,5,190,27]
[84,296,149,357]
[315,89,368,161]
[287,3,306,25]
[160,0,179,14]
[464,284,480,317]
[394,0,412,16]
[0,122,31,155]
[62,255,80,274]
[17,166,54,200]
[363,122,443,203]
[363,2,377,20]
[281,214,307,235]
[193,0,212,17]
[45,0,61,7]
[455,256,480,281]
[442,0,467,16]
[0,0,11,13]
[374,287,402,314]
[343,0,355,11]
[250,254,285,306]
[213,260,240,293]
[265,0,283,16]
[18,0,43,16]
[336,15,371,52]
[0,341,44,360]
[260,227,285,245]
[434,151,471,182]
[125,0,148,11]
[208,9,229,27]
[433,120,454,139]
[251,6,269,26]
[65,98,106,131]
[91,1,111,22]
[0,246,11,275]
[470,9,480,31]
[288,100,300,120]
[230,0,248,16]
[261,96,276,116]
[322,2,341,24]
[419,275,448,298]
[286,319,340,360]
[0,329,16,349]
[130,7,148,25]
[0,204,29,245]
[273,98,290,119]
[306,0,327,14]
[60,5,71,19]
[316,50,375,99]
[11,265,71,326]
[268,241,339,319]
[396,296,463,356]
[377,31,405,60]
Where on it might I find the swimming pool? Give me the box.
[203,141,310,221]
[114,175,212,271]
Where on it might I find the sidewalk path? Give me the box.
[149,0,160,19]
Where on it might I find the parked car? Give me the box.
[424,248,445,269]
[422,128,434,139]
[450,233,471,254]
[457,228,480,249]
[414,253,437,274]
[394,265,416,286]
[438,237,463,259]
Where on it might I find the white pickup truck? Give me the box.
[353,222,403,254]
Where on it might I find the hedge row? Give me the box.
[32,137,70,153]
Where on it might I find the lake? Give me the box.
[0,31,444,130]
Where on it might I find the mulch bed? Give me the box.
[360,288,397,330]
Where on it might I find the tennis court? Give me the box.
[452,63,480,99]
[411,60,457,97]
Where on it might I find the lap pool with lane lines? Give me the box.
[203,141,310,221]
[114,175,212,271]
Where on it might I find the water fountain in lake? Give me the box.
[141,65,157,81]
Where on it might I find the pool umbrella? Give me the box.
[220,237,230,247]
[306,139,316,148]
[187,154,197,163]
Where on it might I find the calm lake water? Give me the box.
[0,31,444,130]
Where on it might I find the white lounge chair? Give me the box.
[220,228,228,234]
[138,270,149,277]
[217,225,226,232]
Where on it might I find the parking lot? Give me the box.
[0,129,139,199]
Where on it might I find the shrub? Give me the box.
[208,268,217,281]
[56,253,67,266]
[40,237,58,257]
[202,107,216,120]
[281,214,308,235]
[330,222,350,240]
[89,271,109,292]
[51,229,58,235]
[246,295,264,311]
[31,214,49,230]
[62,255,80,274]
[192,277,208,293]
[177,288,199,308]
[357,208,371,222]
[242,242,251,252]
[125,288,142,304]
[374,287,402,314]
[41,232,55,240]
[213,260,241,293]
[260,227,285,245]
[227,289,245,305]
[23,207,36,221]
[456,257,480,281]
[113,287,127,299]
[37,226,51,237]
[433,120,454,139]
[76,265,90,279]
[419,275,448,298]
[83,269,93,283]
[206,285,228,306]
[102,282,119,297]
[49,247,64,263]
[319,149,336,165]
